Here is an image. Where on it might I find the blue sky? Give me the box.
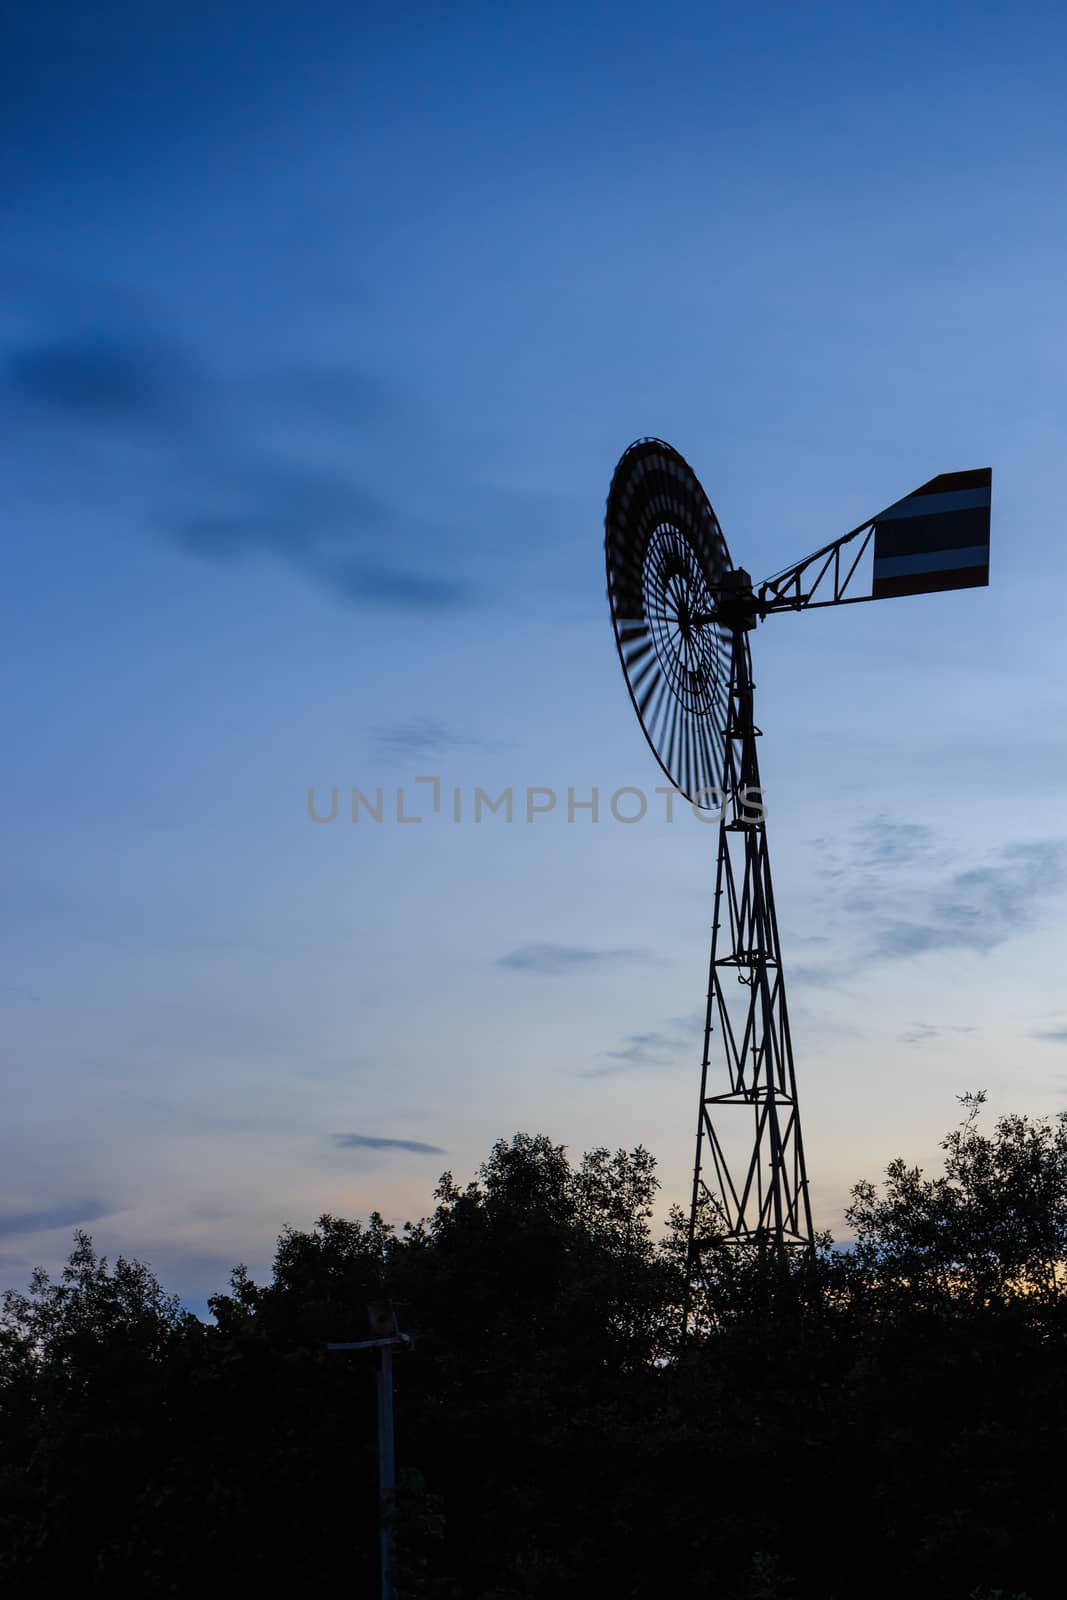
[3,1,1067,1305]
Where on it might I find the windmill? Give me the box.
[604,440,992,1304]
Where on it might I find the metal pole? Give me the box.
[325,1329,408,1600]
[377,1344,396,1600]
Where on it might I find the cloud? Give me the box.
[872,841,1067,960]
[579,1009,704,1077]
[0,983,40,1002]
[1030,1025,1067,1044]
[6,331,196,429]
[3,327,477,613]
[806,824,1067,970]
[601,1031,681,1068]
[875,923,957,958]
[811,818,938,882]
[789,961,846,989]
[326,563,476,612]
[497,943,648,977]
[0,1199,113,1238]
[171,461,384,563]
[332,1134,446,1155]
[898,1021,976,1046]
[262,364,398,428]
[852,819,938,871]
[372,716,510,759]
[585,1010,703,1077]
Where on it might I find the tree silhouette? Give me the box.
[0,1106,1062,1598]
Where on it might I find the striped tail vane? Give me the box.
[871,468,991,599]
[757,467,992,616]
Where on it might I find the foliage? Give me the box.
[846,1092,1067,1307]
[1,1105,1065,1597]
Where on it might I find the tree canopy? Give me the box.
[1,1099,1064,1598]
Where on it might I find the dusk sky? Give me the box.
[4,1,1067,1309]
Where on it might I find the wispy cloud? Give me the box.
[1030,1025,1067,1044]
[261,363,400,429]
[804,825,1067,971]
[0,1199,113,1238]
[872,841,1067,960]
[327,564,475,611]
[584,1010,703,1076]
[0,982,40,1002]
[371,716,512,759]
[789,960,847,990]
[811,818,939,882]
[8,331,198,429]
[171,459,384,562]
[3,328,477,613]
[332,1134,446,1155]
[852,819,938,872]
[600,1031,683,1068]
[497,943,649,977]
[898,1021,977,1046]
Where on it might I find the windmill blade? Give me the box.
[604,439,734,804]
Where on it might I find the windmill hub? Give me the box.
[643,540,722,716]
[712,568,758,633]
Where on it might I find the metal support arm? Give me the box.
[756,515,879,616]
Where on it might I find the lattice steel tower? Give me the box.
[691,616,813,1260]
